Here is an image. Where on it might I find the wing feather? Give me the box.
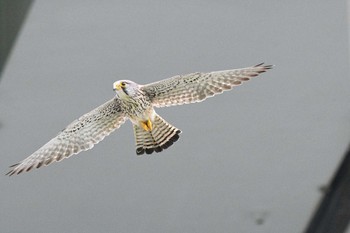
[142,63,272,107]
[6,98,126,175]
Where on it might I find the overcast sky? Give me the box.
[1,1,349,233]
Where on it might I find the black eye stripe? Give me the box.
[122,86,128,95]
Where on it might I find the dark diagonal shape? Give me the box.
[304,144,350,233]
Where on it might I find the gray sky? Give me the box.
[1,1,349,233]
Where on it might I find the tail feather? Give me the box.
[133,114,181,155]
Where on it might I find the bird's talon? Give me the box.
[140,120,152,131]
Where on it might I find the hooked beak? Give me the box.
[114,83,122,91]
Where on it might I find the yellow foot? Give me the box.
[140,119,153,131]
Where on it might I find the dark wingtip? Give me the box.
[6,163,20,176]
[5,170,13,176]
[254,63,274,69]
[254,62,265,67]
[9,163,20,168]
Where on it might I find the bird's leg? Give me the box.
[140,119,152,131]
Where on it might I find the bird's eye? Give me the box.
[121,82,126,87]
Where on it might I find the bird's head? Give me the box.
[113,80,139,98]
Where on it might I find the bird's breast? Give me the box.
[120,96,152,120]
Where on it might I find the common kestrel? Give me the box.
[7,63,272,175]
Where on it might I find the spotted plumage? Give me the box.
[7,63,272,175]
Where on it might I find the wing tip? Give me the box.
[6,164,25,176]
[5,171,13,176]
[5,169,17,177]
[5,163,20,176]
[254,63,274,70]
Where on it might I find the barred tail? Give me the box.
[133,114,181,155]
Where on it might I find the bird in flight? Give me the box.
[7,63,272,175]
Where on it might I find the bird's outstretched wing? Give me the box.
[142,63,272,107]
[7,98,126,176]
